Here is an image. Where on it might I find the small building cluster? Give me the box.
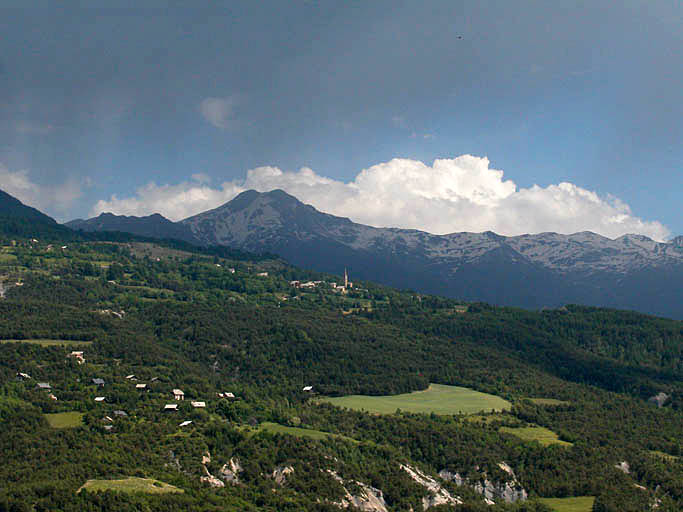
[290,268,354,294]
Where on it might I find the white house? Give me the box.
[303,385,313,392]
[164,404,178,411]
[173,389,185,400]
[191,401,206,408]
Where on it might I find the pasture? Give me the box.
[258,422,358,443]
[318,384,511,415]
[44,412,84,428]
[499,426,572,447]
[78,477,183,494]
[537,496,595,511]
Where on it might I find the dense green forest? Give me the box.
[0,230,681,511]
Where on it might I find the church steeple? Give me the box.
[344,268,348,288]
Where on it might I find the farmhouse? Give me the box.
[172,389,185,400]
[179,420,193,427]
[257,272,269,277]
[94,396,105,402]
[36,382,51,391]
[48,393,58,401]
[16,372,31,380]
[92,378,105,386]
[135,383,147,390]
[164,404,178,411]
[114,410,128,417]
[191,401,206,408]
[125,374,135,380]
[303,386,313,392]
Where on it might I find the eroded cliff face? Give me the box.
[326,470,389,512]
[439,461,528,504]
[400,464,462,509]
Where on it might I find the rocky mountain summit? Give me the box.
[181,190,683,318]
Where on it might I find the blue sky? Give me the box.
[0,1,680,239]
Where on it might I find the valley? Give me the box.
[0,199,681,511]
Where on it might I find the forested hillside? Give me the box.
[0,229,681,511]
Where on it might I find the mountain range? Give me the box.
[7,188,683,318]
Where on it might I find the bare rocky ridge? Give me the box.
[181,190,683,318]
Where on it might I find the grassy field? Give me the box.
[0,339,92,347]
[78,477,183,494]
[44,412,84,428]
[318,384,511,415]
[538,496,595,511]
[258,422,358,443]
[499,426,572,447]
[527,398,570,406]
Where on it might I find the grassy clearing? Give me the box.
[499,426,572,447]
[258,422,358,443]
[537,496,595,511]
[44,412,84,428]
[318,384,511,416]
[527,398,570,406]
[0,339,92,347]
[78,477,183,494]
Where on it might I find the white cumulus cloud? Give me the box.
[199,97,237,129]
[0,163,83,220]
[89,155,671,241]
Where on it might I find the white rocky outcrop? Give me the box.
[271,465,294,485]
[615,461,630,474]
[400,464,462,509]
[327,470,389,512]
[200,464,225,488]
[439,462,528,504]
[220,457,242,484]
[648,392,670,408]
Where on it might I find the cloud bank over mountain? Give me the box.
[90,155,670,240]
[0,163,83,220]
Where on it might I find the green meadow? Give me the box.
[258,422,358,443]
[538,496,595,511]
[44,412,84,428]
[318,383,511,415]
[78,477,183,494]
[499,426,572,447]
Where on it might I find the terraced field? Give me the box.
[318,384,511,415]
